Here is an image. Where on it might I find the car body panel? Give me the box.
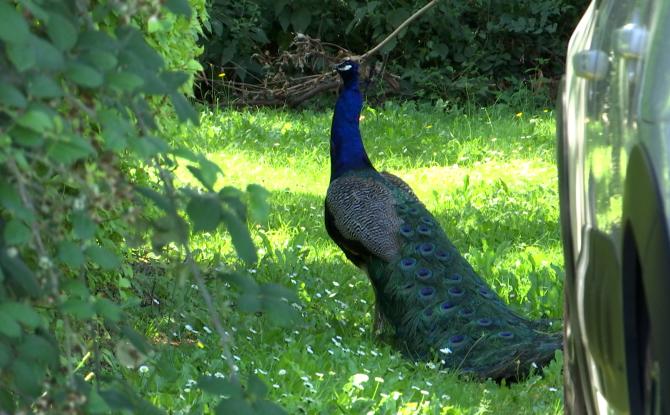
[560,0,670,413]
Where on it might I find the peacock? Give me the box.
[324,59,561,381]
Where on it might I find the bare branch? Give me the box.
[356,0,442,62]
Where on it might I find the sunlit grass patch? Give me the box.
[132,102,564,414]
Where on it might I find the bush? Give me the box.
[199,0,586,105]
[0,1,286,412]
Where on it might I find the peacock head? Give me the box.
[334,59,360,85]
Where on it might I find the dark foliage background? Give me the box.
[199,0,586,105]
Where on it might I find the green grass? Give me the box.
[129,103,564,414]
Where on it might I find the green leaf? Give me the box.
[62,279,89,298]
[0,180,22,212]
[32,35,65,71]
[0,1,30,44]
[218,271,258,292]
[219,186,247,221]
[85,246,120,270]
[99,389,134,411]
[61,298,96,319]
[0,251,41,298]
[86,388,111,414]
[247,374,268,399]
[82,49,118,71]
[47,137,95,165]
[170,91,198,124]
[0,342,11,369]
[57,240,85,268]
[129,135,168,159]
[106,71,144,92]
[66,62,104,88]
[291,8,312,32]
[3,218,31,245]
[186,194,222,232]
[0,312,21,338]
[94,298,122,322]
[164,0,192,19]
[254,400,287,415]
[215,398,253,415]
[0,82,27,108]
[9,125,43,147]
[221,208,257,264]
[198,376,243,396]
[136,186,172,213]
[16,107,53,132]
[247,184,270,225]
[187,158,221,191]
[72,212,96,240]
[46,12,78,51]
[19,334,58,366]
[121,324,151,355]
[1,302,42,328]
[6,41,35,71]
[11,359,43,398]
[28,74,63,98]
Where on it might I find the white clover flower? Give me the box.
[203,326,212,334]
[233,355,241,361]
[549,387,558,392]
[531,362,538,369]
[420,390,429,396]
[391,391,401,400]
[351,373,369,388]
[374,377,384,383]
[278,369,287,376]
[249,328,257,334]
[439,347,453,355]
[273,384,280,389]
[38,256,52,269]
[214,372,225,378]
[138,365,149,373]
[306,345,314,354]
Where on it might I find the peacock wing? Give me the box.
[326,175,403,262]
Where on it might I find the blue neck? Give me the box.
[329,76,373,181]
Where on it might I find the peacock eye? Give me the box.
[415,268,432,280]
[446,273,462,283]
[419,286,435,298]
[341,64,352,71]
[448,287,464,297]
[477,318,492,327]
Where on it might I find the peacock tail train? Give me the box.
[324,60,561,381]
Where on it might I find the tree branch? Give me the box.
[356,0,442,62]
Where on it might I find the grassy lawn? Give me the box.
[129,102,564,414]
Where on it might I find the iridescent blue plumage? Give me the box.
[324,60,561,380]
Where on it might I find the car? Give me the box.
[557,0,670,413]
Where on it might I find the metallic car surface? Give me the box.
[559,0,670,413]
